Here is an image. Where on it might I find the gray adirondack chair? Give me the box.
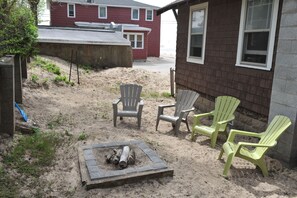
[113,84,144,128]
[156,90,199,135]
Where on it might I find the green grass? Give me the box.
[54,75,74,86]
[31,74,39,83]
[0,166,19,198]
[3,132,61,177]
[33,56,61,75]
[78,132,87,141]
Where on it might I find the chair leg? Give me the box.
[218,148,224,160]
[156,118,160,131]
[210,133,218,148]
[113,115,117,127]
[257,158,269,177]
[138,115,142,129]
[223,153,235,177]
[174,121,182,136]
[185,120,190,132]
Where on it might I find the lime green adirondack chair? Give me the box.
[191,96,240,148]
[218,115,291,177]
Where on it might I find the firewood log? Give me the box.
[128,149,135,165]
[111,149,122,165]
[119,146,130,169]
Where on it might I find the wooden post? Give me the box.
[170,67,175,97]
[119,146,130,169]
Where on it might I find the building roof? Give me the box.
[38,27,130,46]
[52,0,159,9]
[157,0,192,15]
[75,22,151,32]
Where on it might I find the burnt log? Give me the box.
[105,149,122,165]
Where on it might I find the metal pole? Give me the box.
[69,50,73,82]
[76,51,80,84]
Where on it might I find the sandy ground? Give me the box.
[9,56,297,197]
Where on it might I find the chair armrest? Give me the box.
[237,141,277,150]
[193,111,214,126]
[158,104,175,109]
[227,129,263,142]
[217,115,235,125]
[112,98,121,105]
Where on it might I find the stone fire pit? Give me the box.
[78,140,174,189]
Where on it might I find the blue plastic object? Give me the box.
[15,102,28,122]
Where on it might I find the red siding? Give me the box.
[50,2,160,59]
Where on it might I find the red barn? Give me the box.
[50,0,161,61]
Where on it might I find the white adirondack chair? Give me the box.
[113,84,144,129]
[156,90,199,135]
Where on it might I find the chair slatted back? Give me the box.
[174,90,199,117]
[212,96,240,127]
[256,115,291,155]
[120,84,142,111]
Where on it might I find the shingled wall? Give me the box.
[175,0,282,119]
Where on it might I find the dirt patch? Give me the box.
[2,56,297,197]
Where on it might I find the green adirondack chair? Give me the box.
[218,115,291,177]
[191,96,240,148]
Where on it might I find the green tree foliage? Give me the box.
[0,0,37,57]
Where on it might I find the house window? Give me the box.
[236,0,279,70]
[67,4,75,18]
[187,2,208,64]
[98,6,107,19]
[86,0,94,3]
[131,8,139,20]
[146,9,153,21]
[123,33,143,49]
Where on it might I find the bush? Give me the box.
[0,4,37,57]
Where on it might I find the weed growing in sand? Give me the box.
[3,132,61,177]
[78,132,87,141]
[161,92,172,98]
[33,56,61,75]
[54,75,74,86]
[31,74,39,83]
[79,64,92,74]
[47,113,65,129]
[0,166,19,197]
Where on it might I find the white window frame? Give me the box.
[123,33,144,49]
[98,6,107,19]
[146,9,153,21]
[67,4,76,18]
[131,8,139,20]
[236,0,279,71]
[187,2,208,64]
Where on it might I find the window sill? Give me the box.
[187,57,204,65]
[235,63,271,71]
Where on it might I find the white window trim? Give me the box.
[145,9,153,21]
[186,2,208,65]
[98,6,107,19]
[67,3,76,18]
[235,0,279,71]
[124,33,144,49]
[131,8,139,20]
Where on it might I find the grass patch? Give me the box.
[79,64,92,74]
[0,166,19,197]
[54,75,74,86]
[33,56,61,75]
[31,74,39,83]
[78,132,87,141]
[3,132,61,177]
[161,92,172,98]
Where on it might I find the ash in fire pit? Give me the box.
[78,140,173,189]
